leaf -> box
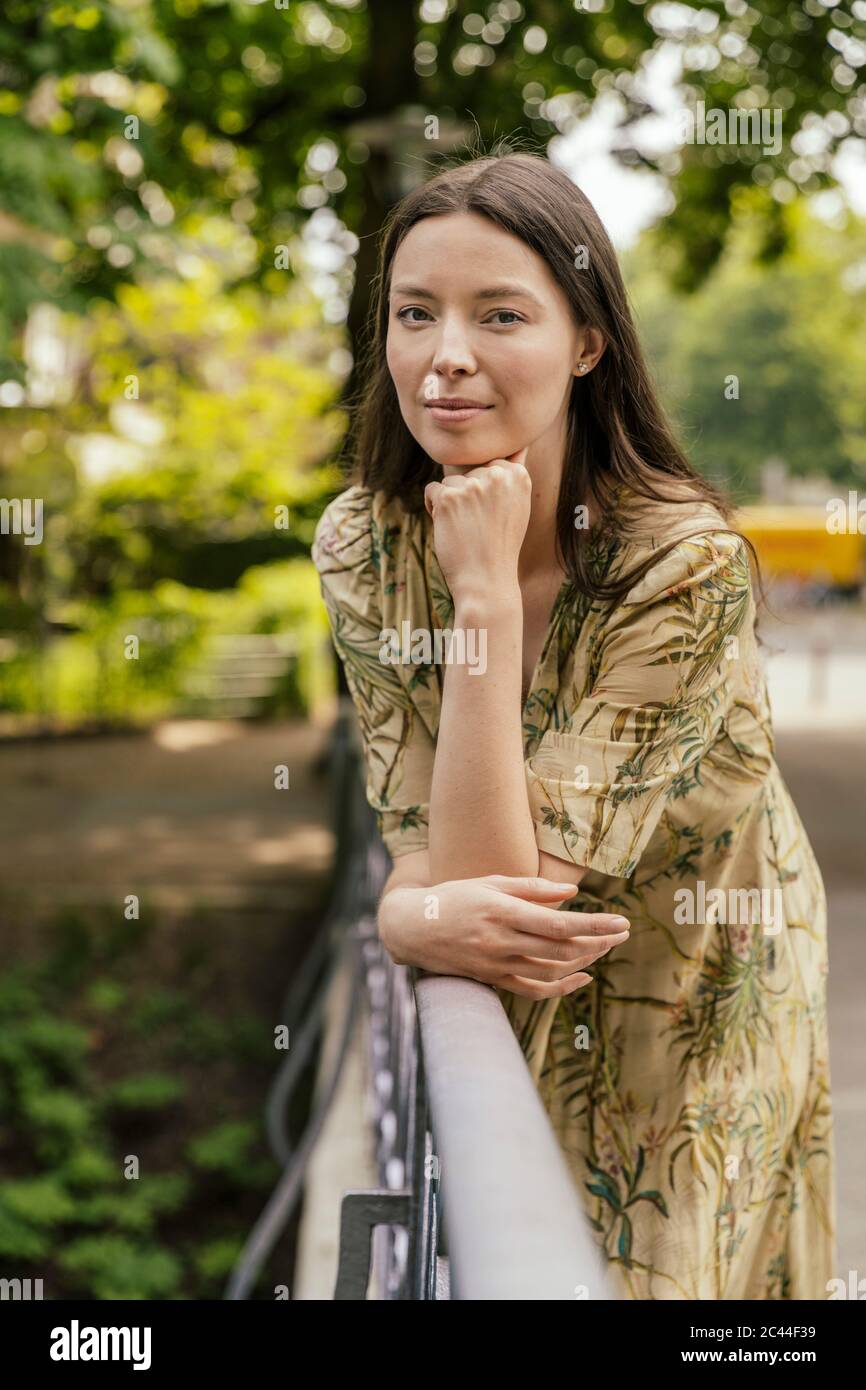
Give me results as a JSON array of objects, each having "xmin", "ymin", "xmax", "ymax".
[
  {"xmin": 611, "ymin": 705, "xmax": 630, "ymax": 741},
  {"xmin": 0, "ymin": 1207, "xmax": 51, "ymax": 1262},
  {"xmin": 585, "ymin": 1181, "xmax": 621, "ymax": 1211},
  {"xmin": 103, "ymin": 1072, "xmax": 186, "ymax": 1113},
  {"xmin": 628, "ymin": 1188, "xmax": 670, "ymax": 1218},
  {"xmin": 59, "ymin": 1235, "xmax": 182, "ymax": 1300},
  {"xmin": 0, "ymin": 1176, "xmax": 76, "ymax": 1227},
  {"xmin": 618, "ymin": 1214, "xmax": 633, "ymax": 1267},
  {"xmin": 632, "ymin": 1144, "xmax": 645, "ymax": 1191}
]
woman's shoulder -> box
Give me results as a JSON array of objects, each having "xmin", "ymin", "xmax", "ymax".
[
  {"xmin": 311, "ymin": 483, "xmax": 421, "ymax": 607},
  {"xmin": 612, "ymin": 479, "xmax": 728, "ymax": 548},
  {"xmin": 601, "ymin": 480, "xmax": 750, "ymax": 611},
  {"xmin": 311, "ymin": 484, "xmax": 376, "ymax": 575}
]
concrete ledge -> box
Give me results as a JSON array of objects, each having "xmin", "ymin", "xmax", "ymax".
[{"xmin": 293, "ymin": 943, "xmax": 378, "ymax": 1299}]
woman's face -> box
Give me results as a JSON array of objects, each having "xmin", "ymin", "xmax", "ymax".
[{"xmin": 386, "ymin": 211, "xmax": 589, "ymax": 472}]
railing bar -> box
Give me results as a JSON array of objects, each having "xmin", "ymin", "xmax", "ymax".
[
  {"xmin": 414, "ymin": 974, "xmax": 617, "ymax": 1302},
  {"xmin": 265, "ymin": 913, "xmax": 356, "ymax": 1166}
]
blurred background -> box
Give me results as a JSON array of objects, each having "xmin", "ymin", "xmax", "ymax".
[{"xmin": 0, "ymin": 0, "xmax": 864, "ymax": 1300}]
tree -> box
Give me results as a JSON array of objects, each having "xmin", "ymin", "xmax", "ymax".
[
  {"xmin": 1, "ymin": 0, "xmax": 864, "ymax": 372},
  {"xmin": 625, "ymin": 200, "xmax": 866, "ymax": 493}
]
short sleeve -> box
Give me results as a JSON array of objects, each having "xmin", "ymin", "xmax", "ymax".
[
  {"xmin": 524, "ymin": 530, "xmax": 752, "ymax": 878},
  {"xmin": 312, "ymin": 490, "xmax": 435, "ymax": 858}
]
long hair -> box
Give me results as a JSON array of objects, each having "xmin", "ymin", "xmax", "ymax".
[{"xmin": 344, "ymin": 149, "xmax": 761, "ymax": 606}]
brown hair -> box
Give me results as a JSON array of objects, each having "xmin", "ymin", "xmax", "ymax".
[{"xmin": 344, "ymin": 149, "xmax": 761, "ymax": 606}]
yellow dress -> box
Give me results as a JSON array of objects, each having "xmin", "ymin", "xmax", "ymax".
[{"xmin": 312, "ymin": 481, "xmax": 837, "ymax": 1300}]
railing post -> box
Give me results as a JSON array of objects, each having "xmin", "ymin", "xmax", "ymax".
[{"xmin": 333, "ymin": 1190, "xmax": 411, "ymax": 1300}]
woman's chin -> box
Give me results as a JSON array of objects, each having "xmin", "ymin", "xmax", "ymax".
[{"xmin": 425, "ymin": 435, "xmax": 511, "ymax": 469}]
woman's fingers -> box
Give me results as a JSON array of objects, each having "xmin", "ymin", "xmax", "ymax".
[
  {"xmin": 510, "ymin": 936, "xmax": 629, "ymax": 984},
  {"xmin": 435, "ymin": 447, "xmax": 529, "ymax": 487},
  {"xmin": 508, "ymin": 900, "xmax": 631, "ymax": 939},
  {"xmin": 480, "ymin": 875, "xmax": 630, "ymax": 956},
  {"xmin": 505, "ymin": 928, "xmax": 630, "ymax": 967},
  {"xmin": 498, "ymin": 970, "xmax": 594, "ymax": 1000},
  {"xmin": 423, "ymin": 481, "xmax": 442, "ymax": 515},
  {"xmin": 483, "ymin": 874, "xmax": 580, "ymax": 901}
]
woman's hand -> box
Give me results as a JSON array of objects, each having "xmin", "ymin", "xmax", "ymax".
[
  {"xmin": 377, "ymin": 874, "xmax": 630, "ymax": 1000},
  {"xmin": 423, "ymin": 448, "xmax": 531, "ymax": 606}
]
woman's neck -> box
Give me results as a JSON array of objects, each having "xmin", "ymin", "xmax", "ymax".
[{"xmin": 517, "ymin": 413, "xmax": 569, "ymax": 586}]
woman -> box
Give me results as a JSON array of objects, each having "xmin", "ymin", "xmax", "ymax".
[{"xmin": 311, "ymin": 152, "xmax": 836, "ymax": 1300}]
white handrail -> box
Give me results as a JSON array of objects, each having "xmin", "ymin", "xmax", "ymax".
[{"xmin": 414, "ymin": 973, "xmax": 618, "ymax": 1301}]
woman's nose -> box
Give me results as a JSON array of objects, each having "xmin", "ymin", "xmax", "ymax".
[{"xmin": 430, "ymin": 317, "xmax": 477, "ymax": 376}]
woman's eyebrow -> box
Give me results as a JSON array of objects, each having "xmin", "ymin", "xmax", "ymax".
[
  {"xmin": 390, "ymin": 281, "xmax": 544, "ymax": 307},
  {"xmin": 476, "ymin": 283, "xmax": 544, "ymax": 306}
]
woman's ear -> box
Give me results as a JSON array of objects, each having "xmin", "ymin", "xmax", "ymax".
[{"xmin": 574, "ymin": 326, "xmax": 606, "ymax": 375}]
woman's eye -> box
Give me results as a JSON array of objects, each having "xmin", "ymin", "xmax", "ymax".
[{"xmin": 395, "ymin": 306, "xmax": 523, "ymax": 325}]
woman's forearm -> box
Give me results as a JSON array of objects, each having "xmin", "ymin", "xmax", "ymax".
[{"xmin": 428, "ymin": 585, "xmax": 540, "ymax": 881}]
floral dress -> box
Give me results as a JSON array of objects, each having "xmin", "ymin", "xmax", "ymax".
[{"xmin": 311, "ymin": 481, "xmax": 837, "ymax": 1300}]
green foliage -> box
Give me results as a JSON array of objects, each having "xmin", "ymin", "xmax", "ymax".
[
  {"xmin": 102, "ymin": 1073, "xmax": 187, "ymax": 1113},
  {"xmin": 37, "ymin": 907, "xmax": 153, "ymax": 988},
  {"xmin": 225, "ymin": 1013, "xmax": 280, "ymax": 1067},
  {"xmin": 83, "ymin": 978, "xmax": 127, "ymax": 1014},
  {"xmin": 3, "ymin": 2, "xmax": 861, "ymax": 728},
  {"xmin": 187, "ymin": 1119, "xmax": 279, "ymax": 1191},
  {"xmin": 0, "ymin": 925, "xmax": 289, "ymax": 1298},
  {"xmin": 58, "ymin": 1236, "xmax": 183, "ymax": 1301},
  {"xmin": 0, "ymin": 251, "xmax": 342, "ymax": 728},
  {"xmin": 128, "ymin": 987, "xmax": 191, "ymax": 1035},
  {"xmin": 21, "ymin": 1088, "xmax": 94, "ymax": 1148},
  {"xmin": 175, "ymin": 1010, "xmax": 233, "ymax": 1063},
  {"xmin": 627, "ymin": 203, "xmax": 866, "ymax": 494},
  {"xmin": 41, "ymin": 909, "xmax": 95, "ymax": 985},
  {"xmin": 59, "ymin": 1145, "xmax": 117, "ymax": 1191},
  {"xmin": 0, "ymin": 1207, "xmax": 51, "ymax": 1262},
  {"xmin": 15, "ymin": 1016, "xmax": 91, "ymax": 1076},
  {"xmin": 0, "ymin": 969, "xmax": 40, "ymax": 1017},
  {"xmin": 77, "ymin": 1175, "xmax": 191, "ymax": 1235},
  {"xmin": 0, "ymin": 0, "xmax": 859, "ymax": 339},
  {"xmin": 192, "ymin": 1236, "xmax": 244, "ymax": 1283},
  {"xmin": 187, "ymin": 1119, "xmax": 256, "ymax": 1174},
  {"xmin": 0, "ymin": 1176, "xmax": 76, "ymax": 1227},
  {"xmin": 1, "ymin": 558, "xmax": 334, "ymax": 724}
]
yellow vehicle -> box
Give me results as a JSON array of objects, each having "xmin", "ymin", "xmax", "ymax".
[{"xmin": 734, "ymin": 504, "xmax": 864, "ymax": 591}]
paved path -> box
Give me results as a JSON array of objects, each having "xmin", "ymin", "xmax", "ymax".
[
  {"xmin": 775, "ymin": 728, "xmax": 866, "ymax": 1283},
  {"xmin": 0, "ymin": 718, "xmax": 333, "ymax": 918}
]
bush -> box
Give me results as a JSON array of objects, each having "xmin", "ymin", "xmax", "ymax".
[{"xmin": 0, "ymin": 558, "xmax": 334, "ymax": 725}]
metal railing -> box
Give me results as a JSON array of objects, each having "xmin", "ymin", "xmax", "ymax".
[
  {"xmin": 336, "ymin": 909, "xmax": 615, "ymax": 1300},
  {"xmin": 227, "ymin": 697, "xmax": 614, "ymax": 1301},
  {"xmin": 225, "ymin": 696, "xmax": 384, "ymax": 1300},
  {"xmin": 413, "ymin": 974, "xmax": 614, "ymax": 1300}
]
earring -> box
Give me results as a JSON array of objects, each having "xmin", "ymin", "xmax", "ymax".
[{"xmin": 577, "ymin": 362, "xmax": 589, "ymax": 374}]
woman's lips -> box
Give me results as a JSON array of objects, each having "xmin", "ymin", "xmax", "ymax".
[{"xmin": 424, "ymin": 404, "xmax": 493, "ymax": 424}]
